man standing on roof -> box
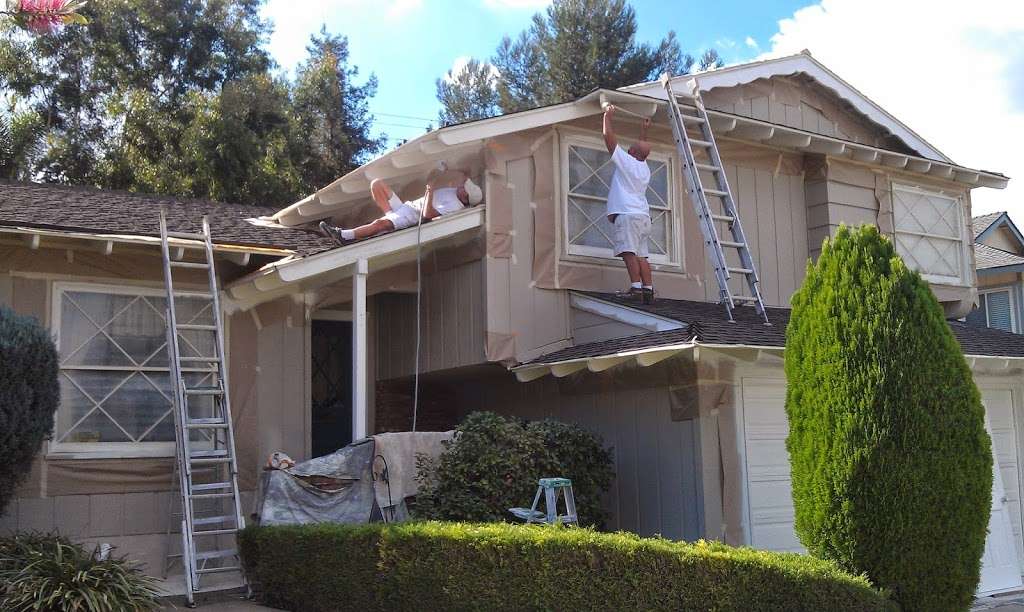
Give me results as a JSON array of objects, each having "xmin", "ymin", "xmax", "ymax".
[
  {"xmin": 603, "ymin": 104, "xmax": 655, "ymax": 304},
  {"xmin": 319, "ymin": 166, "xmax": 483, "ymax": 244}
]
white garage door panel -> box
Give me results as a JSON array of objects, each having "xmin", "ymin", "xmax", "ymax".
[
  {"xmin": 741, "ymin": 378, "xmax": 803, "ymax": 552},
  {"xmin": 981, "ymin": 387, "xmax": 1024, "ymax": 573}
]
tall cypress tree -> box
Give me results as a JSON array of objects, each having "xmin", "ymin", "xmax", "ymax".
[{"xmin": 785, "ymin": 224, "xmax": 992, "ymax": 611}]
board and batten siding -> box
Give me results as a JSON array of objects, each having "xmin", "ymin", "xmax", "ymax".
[
  {"xmin": 455, "ymin": 365, "xmax": 704, "ymax": 542},
  {"xmin": 375, "ymin": 259, "xmax": 486, "ymax": 380},
  {"xmin": 700, "ymin": 161, "xmax": 808, "ymax": 307}
]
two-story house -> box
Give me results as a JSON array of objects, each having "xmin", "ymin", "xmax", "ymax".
[
  {"xmin": 2, "ymin": 51, "xmax": 1022, "ymax": 594},
  {"xmin": 970, "ymin": 211, "xmax": 1024, "ymax": 333}
]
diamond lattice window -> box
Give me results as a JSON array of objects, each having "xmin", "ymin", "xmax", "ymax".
[
  {"xmin": 52, "ymin": 284, "xmax": 217, "ymax": 455},
  {"xmin": 565, "ymin": 142, "xmax": 674, "ymax": 262},
  {"xmin": 892, "ymin": 185, "xmax": 965, "ymax": 283}
]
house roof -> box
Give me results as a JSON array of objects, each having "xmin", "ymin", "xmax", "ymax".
[
  {"xmin": 623, "ymin": 52, "xmax": 949, "ymax": 162},
  {"xmin": 973, "ymin": 211, "xmax": 1005, "ymax": 239},
  {"xmin": 268, "ymin": 54, "xmax": 1008, "ymax": 228},
  {"xmin": 515, "ymin": 292, "xmax": 1024, "ymax": 379},
  {"xmin": 975, "ymin": 242, "xmax": 1024, "ymax": 273},
  {"xmin": 0, "ymin": 180, "xmax": 334, "ymax": 256}
]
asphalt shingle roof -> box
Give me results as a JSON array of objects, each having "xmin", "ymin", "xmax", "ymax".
[
  {"xmin": 975, "ymin": 242, "xmax": 1024, "ymax": 271},
  {"xmin": 973, "ymin": 211, "xmax": 1005, "ymax": 239},
  {"xmin": 526, "ymin": 291, "xmax": 1024, "ymax": 363},
  {"xmin": 0, "ymin": 180, "xmax": 334, "ymax": 256}
]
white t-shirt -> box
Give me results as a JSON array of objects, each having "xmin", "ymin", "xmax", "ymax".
[
  {"xmin": 429, "ymin": 187, "xmax": 464, "ymax": 216},
  {"xmin": 606, "ymin": 146, "xmax": 651, "ymax": 217}
]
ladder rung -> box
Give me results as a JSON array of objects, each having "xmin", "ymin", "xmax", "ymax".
[
  {"xmin": 196, "ymin": 566, "xmax": 242, "ymax": 576},
  {"xmin": 703, "ymin": 188, "xmax": 728, "ymax": 197},
  {"xmin": 728, "ymin": 267, "xmax": 754, "ymax": 275},
  {"xmin": 190, "ymin": 492, "xmax": 235, "ymax": 500},
  {"xmin": 680, "ymin": 114, "xmax": 705, "ymax": 124},
  {"xmin": 732, "ymin": 295, "xmax": 760, "ymax": 302},
  {"xmin": 185, "ymin": 386, "xmax": 223, "ymax": 396},
  {"xmin": 192, "ymin": 528, "xmax": 238, "ymax": 537},
  {"xmin": 179, "ymin": 356, "xmax": 221, "ymax": 363},
  {"xmin": 191, "ymin": 482, "xmax": 233, "ymax": 492},
  {"xmin": 189, "ymin": 449, "xmax": 228, "ymax": 458},
  {"xmin": 720, "ymin": 240, "xmax": 745, "ymax": 248},
  {"xmin": 710, "ymin": 214, "xmax": 735, "ymax": 223},
  {"xmin": 167, "ymin": 231, "xmax": 207, "ymax": 241},
  {"xmin": 689, "ymin": 138, "xmax": 713, "ymax": 147},
  {"xmin": 194, "ymin": 549, "xmax": 238, "ymax": 561},
  {"xmin": 186, "ymin": 419, "xmax": 228, "ymax": 429},
  {"xmin": 695, "ymin": 163, "xmax": 721, "ymax": 172},
  {"xmin": 190, "ymin": 456, "xmax": 231, "ymax": 465},
  {"xmin": 177, "ymin": 324, "xmax": 217, "ymax": 331},
  {"xmin": 175, "ymin": 292, "xmax": 213, "ymax": 299},
  {"xmin": 193, "ymin": 515, "xmax": 236, "ymax": 526},
  {"xmin": 170, "ymin": 261, "xmax": 210, "ymax": 269}
]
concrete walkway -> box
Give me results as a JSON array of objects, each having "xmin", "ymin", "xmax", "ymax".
[{"xmin": 159, "ymin": 593, "xmax": 283, "ymax": 611}]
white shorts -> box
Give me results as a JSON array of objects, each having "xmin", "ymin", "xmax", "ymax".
[
  {"xmin": 383, "ymin": 194, "xmax": 424, "ymax": 230},
  {"xmin": 611, "ymin": 213, "xmax": 651, "ymax": 258}
]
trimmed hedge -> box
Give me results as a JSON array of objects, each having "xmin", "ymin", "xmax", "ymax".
[
  {"xmin": 785, "ymin": 225, "xmax": 991, "ymax": 611},
  {"xmin": 239, "ymin": 522, "xmax": 896, "ymax": 612}
]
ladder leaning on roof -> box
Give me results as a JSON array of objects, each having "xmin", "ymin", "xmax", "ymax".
[
  {"xmin": 660, "ymin": 73, "xmax": 770, "ymax": 325},
  {"xmin": 158, "ymin": 210, "xmax": 246, "ymax": 606}
]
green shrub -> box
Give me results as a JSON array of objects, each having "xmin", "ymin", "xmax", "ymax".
[
  {"xmin": 414, "ymin": 411, "xmax": 614, "ymax": 527},
  {"xmin": 0, "ymin": 532, "xmax": 162, "ymax": 611},
  {"xmin": 0, "ymin": 307, "xmax": 59, "ymax": 514},
  {"xmin": 240, "ymin": 522, "xmax": 896, "ymax": 612},
  {"xmin": 785, "ymin": 224, "xmax": 991, "ymax": 611}
]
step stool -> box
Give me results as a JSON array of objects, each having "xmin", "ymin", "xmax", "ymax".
[{"xmin": 509, "ymin": 477, "xmax": 578, "ymax": 525}]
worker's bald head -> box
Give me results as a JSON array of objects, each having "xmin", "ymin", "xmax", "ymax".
[{"xmin": 628, "ymin": 141, "xmax": 651, "ymax": 162}]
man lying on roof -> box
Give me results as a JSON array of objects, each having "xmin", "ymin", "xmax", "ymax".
[{"xmin": 319, "ymin": 168, "xmax": 483, "ymax": 245}]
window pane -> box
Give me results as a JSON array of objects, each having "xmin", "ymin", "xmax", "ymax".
[
  {"xmin": 568, "ymin": 196, "xmax": 614, "ymax": 249},
  {"xmin": 648, "ymin": 161, "xmax": 668, "ymax": 207},
  {"xmin": 987, "ymin": 291, "xmax": 1014, "ymax": 332},
  {"xmin": 893, "ymin": 186, "xmax": 963, "ymax": 279},
  {"xmin": 650, "ymin": 211, "xmax": 668, "ymax": 255},
  {"xmin": 57, "ymin": 370, "xmax": 134, "ymax": 443},
  {"xmin": 102, "ymin": 372, "xmax": 174, "ymax": 441}
]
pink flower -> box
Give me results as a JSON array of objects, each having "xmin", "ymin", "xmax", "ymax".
[{"xmin": 14, "ymin": 0, "xmax": 78, "ymax": 34}]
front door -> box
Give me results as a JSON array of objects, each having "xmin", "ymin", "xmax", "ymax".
[{"xmin": 310, "ymin": 319, "xmax": 353, "ymax": 457}]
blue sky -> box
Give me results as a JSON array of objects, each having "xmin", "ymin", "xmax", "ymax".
[
  {"xmin": 262, "ymin": 0, "xmax": 1024, "ymax": 216},
  {"xmin": 262, "ymin": 0, "xmax": 808, "ymax": 142}
]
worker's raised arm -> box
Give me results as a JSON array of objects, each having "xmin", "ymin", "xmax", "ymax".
[
  {"xmin": 603, "ymin": 105, "xmax": 617, "ymax": 153},
  {"xmin": 640, "ymin": 117, "xmax": 651, "ymax": 142}
]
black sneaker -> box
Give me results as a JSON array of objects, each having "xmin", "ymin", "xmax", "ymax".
[
  {"xmin": 319, "ymin": 221, "xmax": 350, "ymax": 245},
  {"xmin": 615, "ymin": 287, "xmax": 644, "ymax": 300},
  {"xmin": 642, "ymin": 287, "xmax": 655, "ymax": 305}
]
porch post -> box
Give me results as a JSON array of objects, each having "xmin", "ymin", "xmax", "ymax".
[{"xmin": 352, "ymin": 258, "xmax": 368, "ymax": 440}]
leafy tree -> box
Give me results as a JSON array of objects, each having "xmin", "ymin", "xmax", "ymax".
[
  {"xmin": 435, "ymin": 59, "xmax": 499, "ymax": 127},
  {"xmin": 437, "ymin": 0, "xmax": 718, "ymax": 122},
  {"xmin": 785, "ymin": 224, "xmax": 992, "ymax": 611},
  {"xmin": 0, "ymin": 307, "xmax": 59, "ymax": 515},
  {"xmin": 0, "ymin": 109, "xmax": 45, "ymax": 180},
  {"xmin": 292, "ymin": 28, "xmax": 384, "ymax": 191}
]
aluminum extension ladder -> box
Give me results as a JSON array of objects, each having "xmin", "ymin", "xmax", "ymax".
[
  {"xmin": 661, "ymin": 73, "xmax": 770, "ymax": 325},
  {"xmin": 159, "ymin": 211, "xmax": 246, "ymax": 606}
]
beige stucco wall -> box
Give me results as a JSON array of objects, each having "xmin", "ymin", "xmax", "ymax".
[{"xmin": 0, "ymin": 241, "xmax": 308, "ymax": 576}]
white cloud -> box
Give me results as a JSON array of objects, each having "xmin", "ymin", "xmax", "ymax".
[
  {"xmin": 745, "ymin": 36, "xmax": 758, "ymax": 49},
  {"xmin": 759, "ymin": 0, "xmax": 1024, "ymax": 216},
  {"xmin": 444, "ymin": 55, "xmax": 501, "ymax": 84},
  {"xmin": 482, "ymin": 0, "xmax": 550, "ymax": 9},
  {"xmin": 386, "ymin": 0, "xmax": 422, "ymax": 19}
]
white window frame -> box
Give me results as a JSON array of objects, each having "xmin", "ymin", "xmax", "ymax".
[
  {"xmin": 559, "ymin": 129, "xmax": 681, "ymax": 266},
  {"xmin": 891, "ymin": 183, "xmax": 970, "ymax": 285},
  {"xmin": 48, "ymin": 281, "xmax": 216, "ymax": 459},
  {"xmin": 980, "ymin": 287, "xmax": 1019, "ymax": 334}
]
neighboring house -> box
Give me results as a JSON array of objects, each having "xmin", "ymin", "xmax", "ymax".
[
  {"xmin": 970, "ymin": 211, "xmax": 1024, "ymax": 333},
  {"xmin": 1, "ymin": 51, "xmax": 1021, "ymax": 594}
]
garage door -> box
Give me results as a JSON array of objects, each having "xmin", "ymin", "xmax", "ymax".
[
  {"xmin": 740, "ymin": 378, "xmax": 802, "ymax": 552},
  {"xmin": 740, "ymin": 378, "xmax": 1024, "ymax": 581}
]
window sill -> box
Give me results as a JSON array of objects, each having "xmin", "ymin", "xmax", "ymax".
[{"xmin": 46, "ymin": 444, "xmax": 176, "ymax": 460}]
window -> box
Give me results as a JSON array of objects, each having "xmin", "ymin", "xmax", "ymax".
[
  {"xmin": 51, "ymin": 283, "xmax": 218, "ymax": 457},
  {"xmin": 563, "ymin": 139, "xmax": 675, "ymax": 263},
  {"xmin": 892, "ymin": 184, "xmax": 967, "ymax": 284},
  {"xmin": 969, "ymin": 289, "xmax": 1018, "ymax": 333}
]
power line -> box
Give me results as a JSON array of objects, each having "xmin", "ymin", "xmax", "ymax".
[
  {"xmin": 373, "ymin": 111, "xmax": 435, "ymax": 122},
  {"xmin": 376, "ymin": 121, "xmax": 432, "ymax": 130}
]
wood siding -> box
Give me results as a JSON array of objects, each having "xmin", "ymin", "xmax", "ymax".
[
  {"xmin": 454, "ymin": 364, "xmax": 703, "ymax": 541},
  {"xmin": 375, "ymin": 259, "xmax": 486, "ymax": 380}
]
